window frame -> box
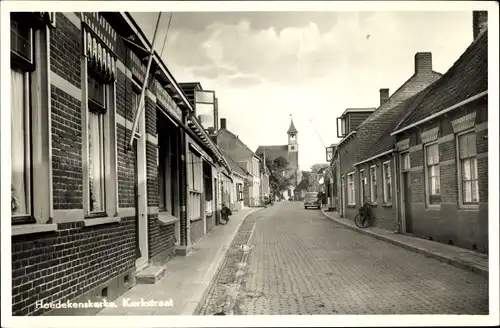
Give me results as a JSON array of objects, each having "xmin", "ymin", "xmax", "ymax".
[
  {"xmin": 382, "ymin": 161, "xmax": 392, "ymax": 205},
  {"xmin": 10, "ymin": 17, "xmax": 35, "ymax": 72},
  {"xmin": 157, "ymin": 106, "xmax": 180, "ymax": 216},
  {"xmin": 188, "ymin": 146, "xmax": 202, "ymax": 221},
  {"xmin": 359, "ymin": 169, "xmax": 366, "ymax": 204},
  {"xmin": 401, "ymin": 151, "xmax": 410, "ymax": 172},
  {"xmin": 11, "ymin": 67, "xmax": 34, "ymax": 224},
  {"xmin": 86, "ymin": 75, "xmax": 108, "ymax": 216},
  {"xmin": 424, "ymin": 142, "xmax": 441, "ymax": 207},
  {"xmin": 369, "ymin": 165, "xmax": 377, "ymax": 204},
  {"xmin": 10, "ymin": 16, "xmax": 36, "ymax": 225},
  {"xmin": 346, "ymin": 172, "xmax": 355, "ymax": 206},
  {"xmin": 82, "ymin": 29, "xmax": 118, "ymax": 219},
  {"xmin": 456, "ymin": 129, "xmax": 479, "ymax": 208}
]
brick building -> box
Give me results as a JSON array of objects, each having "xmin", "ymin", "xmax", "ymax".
[
  {"xmin": 391, "ymin": 12, "xmax": 488, "ymax": 253},
  {"xmin": 10, "ymin": 12, "xmax": 232, "ymax": 316},
  {"xmin": 334, "ymin": 51, "xmax": 443, "ymax": 229},
  {"xmin": 330, "ymin": 11, "xmax": 489, "ymax": 253},
  {"xmin": 213, "ymin": 118, "xmax": 264, "ymax": 207}
]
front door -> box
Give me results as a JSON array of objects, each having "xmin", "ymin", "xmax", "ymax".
[
  {"xmin": 402, "ymin": 171, "xmax": 413, "ymax": 234},
  {"xmin": 340, "ymin": 176, "xmax": 346, "ymax": 217},
  {"xmin": 214, "ymin": 178, "xmax": 219, "ymax": 225}
]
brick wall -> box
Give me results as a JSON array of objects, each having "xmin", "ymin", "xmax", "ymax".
[
  {"xmin": 50, "ymin": 13, "xmax": 81, "ymax": 89},
  {"xmin": 147, "ymin": 217, "xmax": 176, "ymax": 264},
  {"xmin": 116, "ymin": 124, "xmax": 136, "ymax": 208},
  {"xmin": 356, "ymin": 71, "xmax": 442, "ymax": 163},
  {"xmin": 51, "ymin": 86, "xmax": 83, "ymax": 209},
  {"xmin": 12, "ymin": 218, "xmax": 136, "ymax": 316},
  {"xmin": 396, "ymin": 100, "xmax": 488, "ymax": 253},
  {"xmin": 12, "ymin": 12, "xmax": 185, "ymax": 316},
  {"xmin": 190, "ymin": 219, "xmax": 205, "ymax": 244}
]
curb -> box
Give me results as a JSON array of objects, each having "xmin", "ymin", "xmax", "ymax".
[
  {"xmin": 184, "ymin": 207, "xmax": 265, "ymax": 315},
  {"xmin": 320, "ymin": 209, "xmax": 488, "ymax": 279}
]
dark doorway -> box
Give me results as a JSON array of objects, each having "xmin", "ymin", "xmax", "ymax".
[{"xmin": 403, "ymin": 171, "xmax": 413, "ymax": 234}]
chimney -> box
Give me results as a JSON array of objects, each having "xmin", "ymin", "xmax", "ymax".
[
  {"xmin": 379, "ymin": 88, "xmax": 389, "ymax": 105},
  {"xmin": 220, "ymin": 118, "xmax": 227, "ymax": 130},
  {"xmin": 414, "ymin": 52, "xmax": 432, "ymax": 74},
  {"xmin": 473, "ymin": 11, "xmax": 488, "ymax": 40}
]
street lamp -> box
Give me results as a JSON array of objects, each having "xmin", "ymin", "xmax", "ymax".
[{"xmin": 325, "ymin": 145, "xmax": 334, "ymax": 162}]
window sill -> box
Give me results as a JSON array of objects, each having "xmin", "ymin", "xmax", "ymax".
[
  {"xmin": 12, "ymin": 224, "xmax": 58, "ymax": 236},
  {"xmin": 190, "ymin": 217, "xmax": 202, "ymax": 223},
  {"xmin": 206, "ymin": 212, "xmax": 214, "ymax": 217},
  {"xmin": 84, "ymin": 216, "xmax": 121, "ymax": 227},
  {"xmin": 158, "ymin": 213, "xmax": 179, "ymax": 226},
  {"xmin": 369, "ymin": 202, "xmax": 378, "ymax": 207},
  {"xmin": 347, "ymin": 204, "xmax": 356, "ymax": 208},
  {"xmin": 426, "ymin": 204, "xmax": 441, "ymax": 211},
  {"xmin": 382, "ymin": 203, "xmax": 393, "ymax": 208},
  {"xmin": 458, "ymin": 204, "xmax": 480, "ymax": 211}
]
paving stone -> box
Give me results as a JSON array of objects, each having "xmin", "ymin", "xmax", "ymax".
[{"xmin": 199, "ymin": 202, "xmax": 489, "ymax": 315}]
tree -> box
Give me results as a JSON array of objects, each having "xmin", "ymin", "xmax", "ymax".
[
  {"xmin": 266, "ymin": 156, "xmax": 294, "ymax": 197},
  {"xmin": 310, "ymin": 162, "xmax": 329, "ymax": 173}
]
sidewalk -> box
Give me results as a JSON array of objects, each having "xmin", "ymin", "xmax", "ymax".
[
  {"xmin": 320, "ymin": 209, "xmax": 488, "ymax": 278},
  {"xmin": 97, "ymin": 207, "xmax": 261, "ymax": 316}
]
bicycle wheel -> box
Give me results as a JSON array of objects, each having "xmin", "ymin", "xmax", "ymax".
[{"xmin": 354, "ymin": 213, "xmax": 369, "ymax": 228}]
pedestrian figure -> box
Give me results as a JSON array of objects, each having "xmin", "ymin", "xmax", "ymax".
[{"xmin": 221, "ymin": 202, "xmax": 232, "ymax": 224}]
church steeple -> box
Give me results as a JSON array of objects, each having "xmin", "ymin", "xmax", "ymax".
[
  {"xmin": 287, "ymin": 117, "xmax": 298, "ymax": 135},
  {"xmin": 287, "ymin": 115, "xmax": 298, "ymax": 152}
]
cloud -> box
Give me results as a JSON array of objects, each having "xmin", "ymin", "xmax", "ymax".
[
  {"xmin": 131, "ymin": 11, "xmax": 474, "ymax": 170},
  {"xmin": 225, "ymin": 75, "xmax": 263, "ymax": 87},
  {"xmin": 192, "ymin": 66, "xmax": 237, "ymax": 79}
]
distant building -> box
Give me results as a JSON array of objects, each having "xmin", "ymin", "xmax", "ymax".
[
  {"xmin": 212, "ymin": 118, "xmax": 264, "ymax": 206},
  {"xmin": 256, "ymin": 118, "xmax": 302, "ymax": 200}
]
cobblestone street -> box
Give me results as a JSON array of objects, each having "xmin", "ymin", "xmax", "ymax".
[{"xmin": 199, "ymin": 202, "xmax": 489, "ymax": 315}]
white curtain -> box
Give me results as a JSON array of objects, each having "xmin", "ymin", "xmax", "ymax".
[
  {"xmin": 11, "ymin": 68, "xmax": 28, "ymax": 216},
  {"xmin": 88, "ymin": 111, "xmax": 105, "ymax": 212}
]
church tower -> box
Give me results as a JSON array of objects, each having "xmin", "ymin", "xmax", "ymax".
[
  {"xmin": 287, "ymin": 117, "xmax": 300, "ymax": 184},
  {"xmin": 287, "ymin": 117, "xmax": 298, "ymax": 153}
]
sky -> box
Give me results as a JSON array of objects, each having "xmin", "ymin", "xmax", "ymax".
[{"xmin": 130, "ymin": 10, "xmax": 474, "ymax": 171}]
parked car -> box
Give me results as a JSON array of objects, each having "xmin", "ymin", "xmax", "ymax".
[{"xmin": 304, "ymin": 192, "xmax": 320, "ymax": 209}]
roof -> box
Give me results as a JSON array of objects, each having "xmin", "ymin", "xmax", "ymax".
[
  {"xmin": 218, "ymin": 129, "xmax": 255, "ymax": 155},
  {"xmin": 362, "ymin": 86, "xmax": 436, "ymax": 160},
  {"xmin": 394, "ymin": 30, "xmax": 488, "ymax": 131},
  {"xmin": 220, "ymin": 148, "xmax": 249, "ymax": 177},
  {"xmin": 287, "ymin": 119, "xmax": 298, "ymax": 134},
  {"xmin": 255, "ymin": 145, "xmax": 288, "ymax": 161},
  {"xmin": 341, "ymin": 107, "xmax": 376, "ymax": 117},
  {"xmin": 295, "ymin": 178, "xmax": 309, "ymax": 191}
]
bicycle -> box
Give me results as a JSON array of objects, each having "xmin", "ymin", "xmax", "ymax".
[{"xmin": 354, "ymin": 198, "xmax": 375, "ymax": 228}]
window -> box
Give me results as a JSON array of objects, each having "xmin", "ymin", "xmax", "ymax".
[
  {"xmin": 157, "ymin": 111, "xmax": 180, "ymax": 216},
  {"xmin": 458, "ymin": 131, "xmax": 479, "ymax": 205},
  {"xmin": 11, "ymin": 17, "xmax": 34, "ymax": 222},
  {"xmin": 203, "ymin": 161, "xmax": 213, "ymax": 215},
  {"xmin": 188, "ymin": 149, "xmax": 202, "ymax": 220},
  {"xmin": 237, "ymin": 183, "xmax": 244, "ymax": 201},
  {"xmin": 382, "ymin": 161, "xmax": 392, "ymax": 204},
  {"xmin": 87, "ymin": 76, "xmax": 106, "ymax": 213},
  {"xmin": 425, "ymin": 143, "xmax": 441, "ymax": 205},
  {"xmin": 11, "ymin": 68, "xmax": 31, "ymax": 218},
  {"xmin": 369, "ymin": 165, "xmax": 377, "ymax": 203},
  {"xmin": 359, "ymin": 169, "xmax": 366, "ymax": 203},
  {"xmin": 347, "ymin": 172, "xmax": 355, "ymax": 205},
  {"xmin": 401, "ymin": 152, "xmax": 410, "ymax": 171}
]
